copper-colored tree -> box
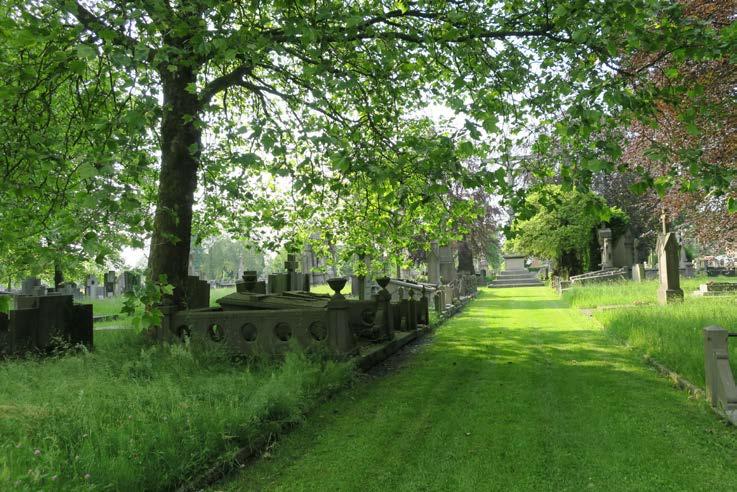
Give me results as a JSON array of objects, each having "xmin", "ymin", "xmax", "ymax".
[{"xmin": 622, "ymin": 0, "xmax": 737, "ymax": 251}]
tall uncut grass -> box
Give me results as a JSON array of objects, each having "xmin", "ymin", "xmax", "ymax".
[
  {"xmin": 563, "ymin": 276, "xmax": 730, "ymax": 308},
  {"xmin": 595, "ymin": 297, "xmax": 737, "ymax": 386},
  {"xmin": 0, "ymin": 330, "xmax": 352, "ymax": 490},
  {"xmin": 562, "ymin": 276, "xmax": 737, "ymax": 388}
]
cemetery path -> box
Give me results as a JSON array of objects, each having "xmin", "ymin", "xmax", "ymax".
[{"xmin": 218, "ymin": 287, "xmax": 737, "ymax": 491}]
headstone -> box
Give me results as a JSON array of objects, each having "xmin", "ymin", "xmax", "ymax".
[
  {"xmin": 21, "ymin": 277, "xmax": 41, "ymax": 295},
  {"xmin": 104, "ymin": 271, "xmax": 117, "ymax": 297},
  {"xmin": 268, "ymin": 254, "xmax": 308, "ymax": 294},
  {"xmin": 694, "ymin": 282, "xmax": 737, "ymax": 297},
  {"xmin": 31, "ymin": 285, "xmax": 47, "ymax": 297},
  {"xmin": 657, "ymin": 232, "xmax": 684, "ymax": 305},
  {"xmin": 438, "ymin": 245, "xmax": 457, "ymax": 283},
  {"xmin": 632, "ymin": 263, "xmax": 645, "ymax": 283},
  {"xmin": 184, "ymin": 276, "xmax": 210, "ymax": 309},
  {"xmin": 117, "ymin": 271, "xmax": 141, "ymax": 294},
  {"xmin": 1, "ymin": 294, "xmax": 93, "ymax": 355},
  {"xmin": 238, "ymin": 271, "xmax": 266, "ymax": 294}
]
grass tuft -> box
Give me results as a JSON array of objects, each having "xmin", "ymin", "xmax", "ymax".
[
  {"xmin": 562, "ymin": 276, "xmax": 737, "ymax": 388},
  {"xmin": 594, "ymin": 297, "xmax": 737, "ymax": 387},
  {"xmin": 562, "ymin": 276, "xmax": 734, "ymax": 308},
  {"xmin": 0, "ymin": 330, "xmax": 352, "ymax": 490}
]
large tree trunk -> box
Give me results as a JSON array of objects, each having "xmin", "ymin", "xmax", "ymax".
[
  {"xmin": 457, "ymin": 239, "xmax": 475, "ymax": 274},
  {"xmin": 148, "ymin": 68, "xmax": 201, "ymax": 304},
  {"xmin": 53, "ymin": 258, "xmax": 64, "ymax": 288}
]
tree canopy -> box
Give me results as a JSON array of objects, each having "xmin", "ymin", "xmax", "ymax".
[
  {"xmin": 1, "ymin": 0, "xmax": 735, "ymax": 298},
  {"xmin": 508, "ymin": 184, "xmax": 627, "ymax": 275}
]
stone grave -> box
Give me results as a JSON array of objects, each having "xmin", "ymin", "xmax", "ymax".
[
  {"xmin": 116, "ymin": 271, "xmax": 141, "ymax": 295},
  {"xmin": 489, "ymin": 254, "xmax": 543, "ymax": 288},
  {"xmin": 657, "ymin": 215, "xmax": 684, "ymax": 305},
  {"xmin": 598, "ymin": 228, "xmax": 614, "ymax": 269},
  {"xmin": 0, "ymin": 293, "xmax": 93, "ymax": 356},
  {"xmin": 21, "ymin": 277, "xmax": 49, "ymax": 296},
  {"xmin": 149, "ymin": 269, "xmax": 482, "ymax": 362},
  {"xmin": 104, "ymin": 271, "xmax": 117, "ymax": 297},
  {"xmin": 693, "ymin": 282, "xmax": 737, "ymax": 297},
  {"xmin": 703, "ymin": 326, "xmax": 737, "ymax": 424},
  {"xmin": 438, "ymin": 244, "xmax": 457, "ymax": 283},
  {"xmin": 85, "ymin": 275, "xmax": 104, "ymax": 299},
  {"xmin": 631, "ymin": 263, "xmax": 646, "ymax": 283},
  {"xmin": 267, "ymin": 253, "xmax": 309, "ymax": 294}
]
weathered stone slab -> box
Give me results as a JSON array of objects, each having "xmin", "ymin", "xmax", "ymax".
[
  {"xmin": 694, "ymin": 282, "xmax": 737, "ymax": 297},
  {"xmin": 439, "ymin": 245, "xmax": 457, "ymax": 282},
  {"xmin": 1, "ymin": 294, "xmax": 93, "ymax": 355},
  {"xmin": 657, "ymin": 232, "xmax": 684, "ymax": 305},
  {"xmin": 503, "ymin": 253, "xmax": 526, "ymax": 271}
]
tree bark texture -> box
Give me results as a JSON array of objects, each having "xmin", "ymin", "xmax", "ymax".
[{"xmin": 148, "ymin": 68, "xmax": 201, "ymax": 304}]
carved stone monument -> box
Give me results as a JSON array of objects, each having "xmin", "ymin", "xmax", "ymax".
[
  {"xmin": 597, "ymin": 228, "xmax": 614, "ymax": 269},
  {"xmin": 438, "ymin": 244, "xmax": 456, "ymax": 283}
]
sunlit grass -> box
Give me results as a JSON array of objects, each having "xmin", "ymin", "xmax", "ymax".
[
  {"xmin": 218, "ymin": 287, "xmax": 737, "ymax": 491},
  {"xmin": 563, "ymin": 276, "xmax": 735, "ymax": 308},
  {"xmin": 88, "ymin": 296, "xmax": 127, "ymax": 317},
  {"xmin": 562, "ymin": 275, "xmax": 737, "ymax": 388},
  {"xmin": 595, "ymin": 297, "xmax": 737, "ymax": 386}
]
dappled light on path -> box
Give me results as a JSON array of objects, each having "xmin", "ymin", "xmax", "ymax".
[{"xmin": 221, "ymin": 287, "xmax": 737, "ymax": 491}]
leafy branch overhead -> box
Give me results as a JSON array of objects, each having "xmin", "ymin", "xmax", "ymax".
[{"xmin": 1, "ymin": 0, "xmax": 734, "ymax": 296}]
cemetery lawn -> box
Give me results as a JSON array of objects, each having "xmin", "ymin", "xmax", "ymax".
[
  {"xmin": 217, "ymin": 287, "xmax": 737, "ymax": 491},
  {"xmin": 0, "ymin": 330, "xmax": 352, "ymax": 490},
  {"xmin": 562, "ymin": 276, "xmax": 734, "ymax": 308},
  {"xmin": 593, "ymin": 296, "xmax": 737, "ymax": 390}
]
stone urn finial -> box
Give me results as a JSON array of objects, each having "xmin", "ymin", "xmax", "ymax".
[
  {"xmin": 376, "ymin": 276, "xmax": 390, "ymax": 290},
  {"xmin": 327, "ymin": 277, "xmax": 347, "ymax": 299}
]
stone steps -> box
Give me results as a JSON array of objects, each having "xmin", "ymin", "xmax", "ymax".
[
  {"xmin": 489, "ymin": 278, "xmax": 544, "ymax": 288},
  {"xmin": 495, "ymin": 273, "xmax": 539, "ymax": 281},
  {"xmin": 489, "ymin": 269, "xmax": 543, "ymax": 288}
]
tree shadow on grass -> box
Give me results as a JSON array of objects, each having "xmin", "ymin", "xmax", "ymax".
[
  {"xmin": 225, "ymin": 324, "xmax": 737, "ymax": 491},
  {"xmin": 219, "ymin": 290, "xmax": 737, "ymax": 491}
]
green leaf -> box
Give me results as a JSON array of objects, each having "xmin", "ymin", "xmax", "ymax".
[
  {"xmin": 665, "ymin": 67, "xmax": 679, "ymax": 79},
  {"xmin": 393, "ymin": 0, "xmax": 409, "ymax": 13},
  {"xmin": 77, "ymin": 163, "xmax": 97, "ymax": 179},
  {"xmin": 76, "ymin": 44, "xmax": 97, "ymax": 60},
  {"xmin": 458, "ymin": 141, "xmax": 474, "ymax": 154}
]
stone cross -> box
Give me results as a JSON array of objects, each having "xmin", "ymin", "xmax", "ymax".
[{"xmin": 660, "ymin": 208, "xmax": 670, "ymax": 235}]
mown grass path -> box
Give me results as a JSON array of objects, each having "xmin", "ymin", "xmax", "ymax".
[{"xmin": 220, "ymin": 287, "xmax": 737, "ymax": 491}]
